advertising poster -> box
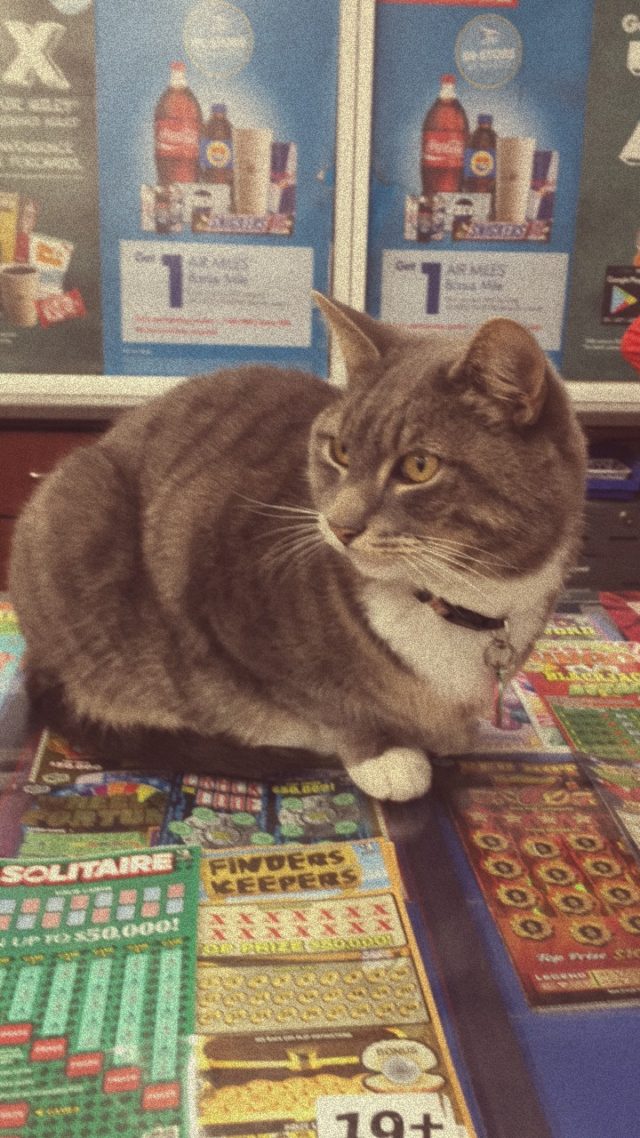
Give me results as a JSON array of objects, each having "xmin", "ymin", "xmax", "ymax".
[
  {"xmin": 367, "ymin": 0, "xmax": 594, "ymax": 366},
  {"xmin": 562, "ymin": 0, "xmax": 640, "ymax": 381},
  {"xmin": 93, "ymin": 0, "xmax": 339, "ymax": 378},
  {"xmin": 0, "ymin": 0, "xmax": 103, "ymax": 374}
]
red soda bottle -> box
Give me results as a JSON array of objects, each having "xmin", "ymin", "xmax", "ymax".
[
  {"xmin": 154, "ymin": 62, "xmax": 203, "ymax": 185},
  {"xmin": 421, "ymin": 74, "xmax": 469, "ymax": 196}
]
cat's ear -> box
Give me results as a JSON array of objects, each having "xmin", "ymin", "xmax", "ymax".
[
  {"xmin": 453, "ymin": 318, "xmax": 548, "ymax": 426},
  {"xmin": 312, "ymin": 291, "xmax": 397, "ymax": 380}
]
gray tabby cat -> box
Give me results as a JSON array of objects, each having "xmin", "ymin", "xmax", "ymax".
[{"xmin": 9, "ymin": 293, "xmax": 586, "ymax": 800}]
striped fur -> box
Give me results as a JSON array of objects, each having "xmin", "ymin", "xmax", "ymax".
[{"xmin": 9, "ymin": 298, "xmax": 586, "ymax": 800}]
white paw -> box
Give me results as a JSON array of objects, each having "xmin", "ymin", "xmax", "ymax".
[{"xmin": 345, "ymin": 747, "xmax": 432, "ymax": 802}]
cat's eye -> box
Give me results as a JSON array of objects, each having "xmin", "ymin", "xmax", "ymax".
[
  {"xmin": 397, "ymin": 453, "xmax": 440, "ymax": 484},
  {"xmin": 329, "ymin": 437, "xmax": 350, "ymax": 467}
]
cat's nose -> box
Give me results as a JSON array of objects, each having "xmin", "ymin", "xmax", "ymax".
[{"xmin": 328, "ymin": 522, "xmax": 363, "ymax": 546}]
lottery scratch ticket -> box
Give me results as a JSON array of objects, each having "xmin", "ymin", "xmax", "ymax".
[
  {"xmin": 440, "ymin": 757, "xmax": 640, "ymax": 1008},
  {"xmin": 167, "ymin": 769, "xmax": 384, "ymax": 848},
  {"xmin": 576, "ymin": 751, "xmax": 640, "ymax": 861},
  {"xmin": 3, "ymin": 730, "xmax": 384, "ymax": 858},
  {"xmin": 540, "ymin": 606, "xmax": 623, "ymax": 642},
  {"xmin": 196, "ymin": 839, "xmax": 478, "ymax": 1138},
  {"xmin": 545, "ymin": 695, "xmax": 640, "ymax": 761},
  {"xmin": 599, "ymin": 591, "xmax": 640, "ymax": 641},
  {"xmin": 524, "ymin": 641, "xmax": 640, "ymax": 699},
  {"xmin": 0, "ymin": 600, "xmax": 24, "ymax": 713},
  {"xmin": 0, "ymin": 846, "xmax": 199, "ymax": 1138}
]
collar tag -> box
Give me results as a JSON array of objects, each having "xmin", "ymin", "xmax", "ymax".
[{"xmin": 484, "ymin": 626, "xmax": 517, "ymax": 728}]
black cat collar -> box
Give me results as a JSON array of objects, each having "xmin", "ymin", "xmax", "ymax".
[{"xmin": 414, "ymin": 588, "xmax": 507, "ymax": 633}]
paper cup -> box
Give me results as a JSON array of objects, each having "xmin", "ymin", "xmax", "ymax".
[
  {"xmin": 495, "ymin": 137, "xmax": 536, "ymax": 224},
  {"xmin": 232, "ymin": 128, "xmax": 273, "ymax": 215},
  {"xmin": 0, "ymin": 263, "xmax": 39, "ymax": 327}
]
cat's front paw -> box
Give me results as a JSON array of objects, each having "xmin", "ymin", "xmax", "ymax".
[{"xmin": 345, "ymin": 747, "xmax": 432, "ymax": 802}]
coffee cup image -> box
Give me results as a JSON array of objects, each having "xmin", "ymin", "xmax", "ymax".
[
  {"xmin": 232, "ymin": 127, "xmax": 273, "ymax": 215},
  {"xmin": 0, "ymin": 263, "xmax": 39, "ymax": 328},
  {"xmin": 495, "ymin": 136, "xmax": 536, "ymax": 224}
]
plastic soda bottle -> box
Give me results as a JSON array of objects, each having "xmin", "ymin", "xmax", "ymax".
[
  {"xmin": 421, "ymin": 74, "xmax": 469, "ymax": 196},
  {"xmin": 154, "ymin": 62, "xmax": 202, "ymax": 185}
]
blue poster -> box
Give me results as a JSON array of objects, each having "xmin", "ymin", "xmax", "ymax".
[
  {"xmin": 367, "ymin": 0, "xmax": 594, "ymax": 367},
  {"xmin": 93, "ymin": 0, "xmax": 339, "ymax": 377}
]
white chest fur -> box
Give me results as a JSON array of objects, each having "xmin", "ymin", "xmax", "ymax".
[
  {"xmin": 360, "ymin": 581, "xmax": 495, "ymax": 713},
  {"xmin": 359, "ymin": 546, "xmax": 568, "ymax": 716}
]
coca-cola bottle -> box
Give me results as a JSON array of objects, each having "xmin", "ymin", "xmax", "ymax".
[
  {"xmin": 421, "ymin": 74, "xmax": 469, "ymax": 196},
  {"xmin": 154, "ymin": 62, "xmax": 202, "ymax": 185}
]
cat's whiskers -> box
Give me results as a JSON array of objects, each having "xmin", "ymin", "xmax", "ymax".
[
  {"xmin": 286, "ymin": 536, "xmax": 327, "ymax": 576},
  {"xmin": 260, "ymin": 524, "xmax": 320, "ymax": 562},
  {"xmin": 387, "ymin": 536, "xmax": 493, "ymax": 584},
  {"xmin": 236, "ymin": 493, "xmax": 318, "ymax": 519},
  {"xmin": 421, "ymin": 542, "xmax": 508, "ymax": 579},
  {"xmin": 236, "ymin": 494, "xmax": 324, "ymax": 571},
  {"xmin": 386, "ymin": 534, "xmax": 520, "ymax": 582},
  {"xmin": 351, "ymin": 535, "xmax": 494, "ymax": 597},
  {"xmin": 253, "ymin": 519, "xmax": 320, "ymax": 545},
  {"xmin": 425, "ymin": 535, "xmax": 519, "ymax": 572},
  {"xmin": 259, "ymin": 521, "xmax": 325, "ymax": 580},
  {"xmin": 416, "ymin": 537, "xmax": 514, "ymax": 573},
  {"xmin": 262, "ymin": 537, "xmax": 325, "ymax": 582},
  {"xmin": 352, "ymin": 536, "xmax": 463, "ymax": 596},
  {"xmin": 414, "ymin": 544, "xmax": 495, "ymax": 584},
  {"xmin": 390, "ymin": 532, "xmax": 517, "ymax": 575},
  {"xmin": 399, "ymin": 548, "xmax": 494, "ymax": 606}
]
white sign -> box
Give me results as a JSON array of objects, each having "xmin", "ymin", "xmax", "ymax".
[
  {"xmin": 120, "ymin": 240, "xmax": 313, "ymax": 347},
  {"xmin": 381, "ymin": 250, "xmax": 568, "ymax": 351},
  {"xmin": 316, "ymin": 1093, "xmax": 469, "ymax": 1138}
]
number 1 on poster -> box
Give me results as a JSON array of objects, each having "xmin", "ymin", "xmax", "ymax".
[
  {"xmin": 161, "ymin": 253, "xmax": 183, "ymax": 308},
  {"xmin": 421, "ymin": 262, "xmax": 441, "ymax": 315}
]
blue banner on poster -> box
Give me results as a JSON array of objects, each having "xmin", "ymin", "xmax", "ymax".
[
  {"xmin": 367, "ymin": 0, "xmax": 594, "ymax": 367},
  {"xmin": 93, "ymin": 0, "xmax": 339, "ymax": 377}
]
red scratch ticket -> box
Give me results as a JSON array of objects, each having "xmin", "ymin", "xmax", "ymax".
[
  {"xmin": 525, "ymin": 641, "xmax": 640, "ymax": 699},
  {"xmin": 440, "ymin": 758, "xmax": 640, "ymax": 1007}
]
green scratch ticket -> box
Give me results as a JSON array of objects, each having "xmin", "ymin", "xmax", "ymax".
[{"xmin": 0, "ymin": 846, "xmax": 199, "ymax": 1138}]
